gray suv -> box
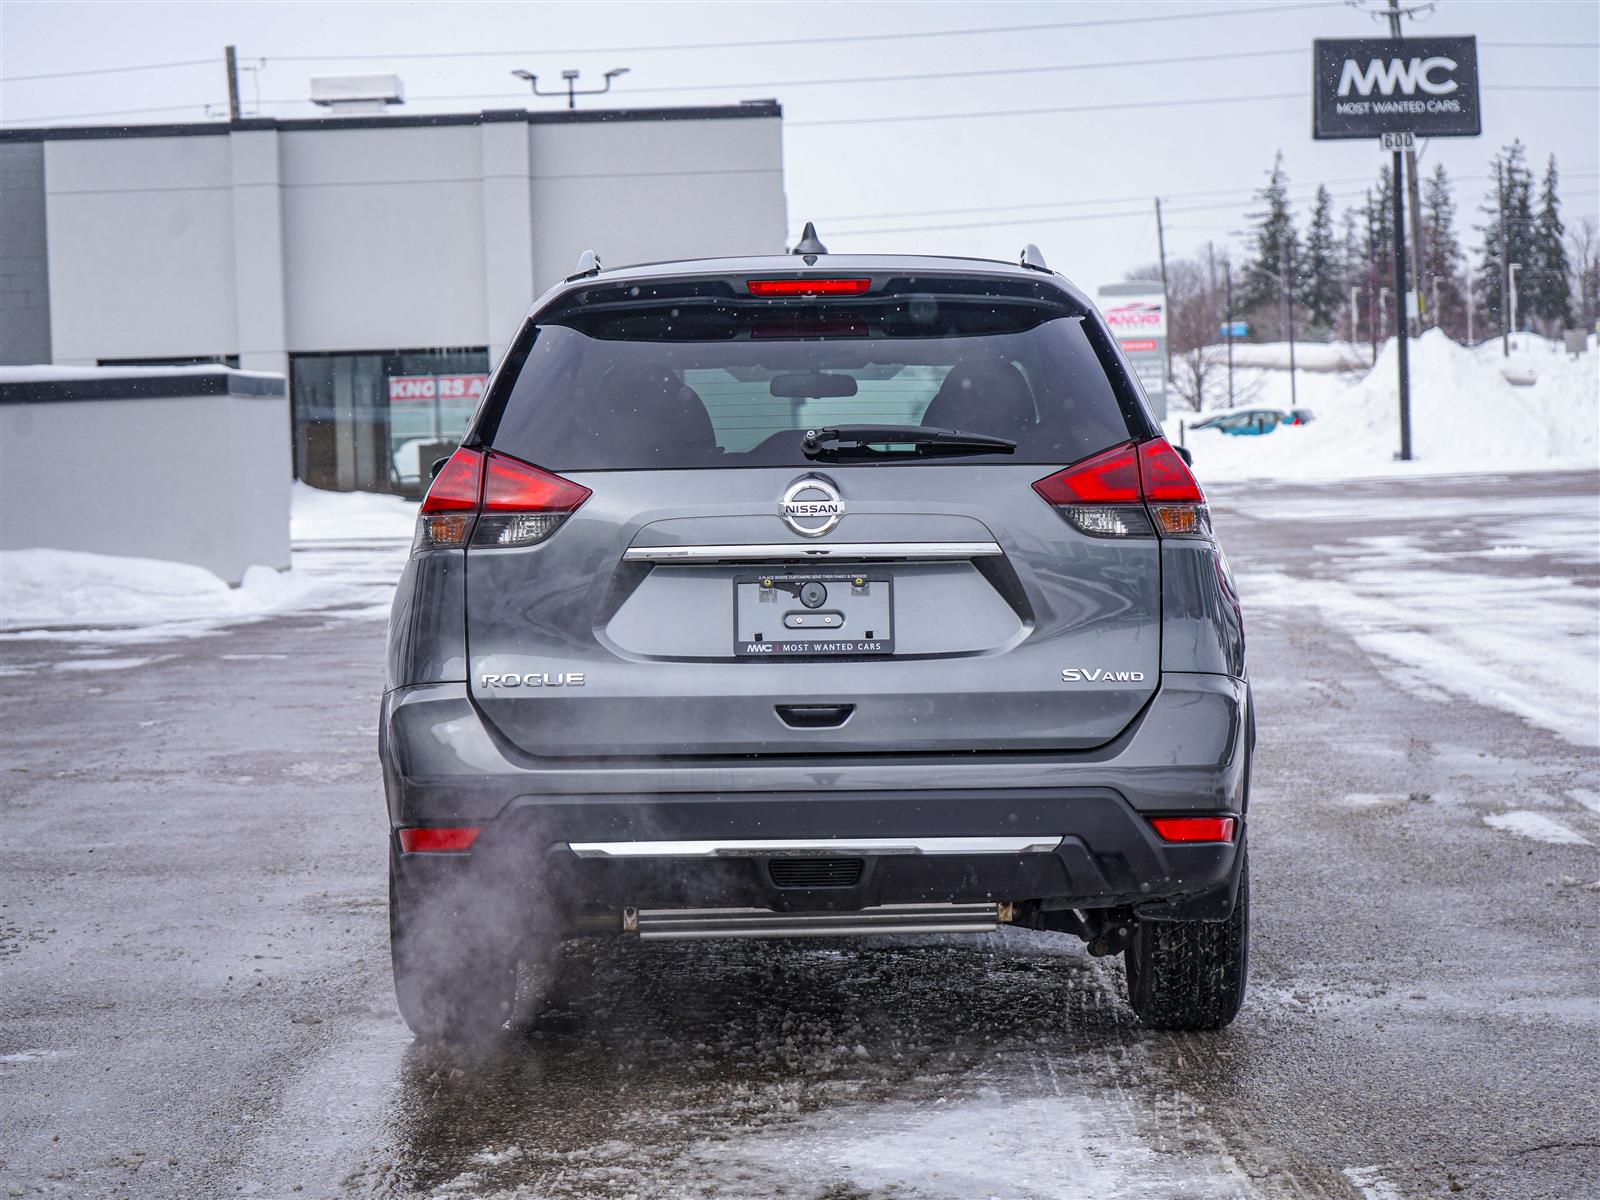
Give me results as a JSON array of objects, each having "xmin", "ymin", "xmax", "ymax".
[{"xmin": 381, "ymin": 238, "xmax": 1251, "ymax": 1040}]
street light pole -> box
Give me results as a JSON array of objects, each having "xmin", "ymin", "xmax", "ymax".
[
  {"xmin": 1225, "ymin": 260, "xmax": 1236, "ymax": 409},
  {"xmin": 1281, "ymin": 242, "xmax": 1298, "ymax": 412},
  {"xmin": 511, "ymin": 67, "xmax": 630, "ymax": 109}
]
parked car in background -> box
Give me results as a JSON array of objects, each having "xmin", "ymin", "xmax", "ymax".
[{"xmin": 1189, "ymin": 407, "xmax": 1314, "ymax": 436}]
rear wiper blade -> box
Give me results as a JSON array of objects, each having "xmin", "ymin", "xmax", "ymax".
[{"xmin": 801, "ymin": 424, "xmax": 1018, "ymax": 458}]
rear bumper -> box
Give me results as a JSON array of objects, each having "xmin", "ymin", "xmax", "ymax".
[{"xmin": 381, "ymin": 671, "xmax": 1249, "ymax": 921}]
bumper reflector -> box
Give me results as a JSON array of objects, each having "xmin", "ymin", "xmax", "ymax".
[
  {"xmin": 398, "ymin": 826, "xmax": 481, "ymax": 853},
  {"xmin": 1149, "ymin": 816, "xmax": 1236, "ymax": 843}
]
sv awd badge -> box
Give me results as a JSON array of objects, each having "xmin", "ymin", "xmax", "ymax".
[
  {"xmin": 480, "ymin": 672, "xmax": 585, "ymax": 688},
  {"xmin": 1062, "ymin": 667, "xmax": 1146, "ymax": 683}
]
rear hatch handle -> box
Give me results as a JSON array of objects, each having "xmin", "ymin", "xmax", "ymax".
[{"xmin": 775, "ymin": 703, "xmax": 855, "ymax": 729}]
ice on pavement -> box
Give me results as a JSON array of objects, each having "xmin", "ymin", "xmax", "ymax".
[
  {"xmin": 1236, "ymin": 491, "xmax": 1600, "ymax": 749},
  {"xmin": 0, "ymin": 484, "xmax": 410, "ymax": 639},
  {"xmin": 1483, "ymin": 811, "xmax": 1593, "ymax": 846},
  {"xmin": 681, "ymin": 1089, "xmax": 1259, "ymax": 1200},
  {"xmin": 1168, "ymin": 331, "xmax": 1599, "ymax": 482}
]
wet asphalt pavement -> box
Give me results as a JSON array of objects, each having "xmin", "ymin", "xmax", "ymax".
[{"xmin": 2, "ymin": 472, "xmax": 1597, "ymax": 1200}]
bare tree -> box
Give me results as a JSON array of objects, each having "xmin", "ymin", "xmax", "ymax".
[{"xmin": 1570, "ymin": 216, "xmax": 1599, "ymax": 331}]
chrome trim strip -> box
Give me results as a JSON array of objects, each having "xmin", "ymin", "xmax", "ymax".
[
  {"xmin": 567, "ymin": 836, "xmax": 1062, "ymax": 858},
  {"xmin": 621, "ymin": 540, "xmax": 1003, "ymax": 562},
  {"xmin": 634, "ymin": 902, "xmax": 1001, "ymax": 941}
]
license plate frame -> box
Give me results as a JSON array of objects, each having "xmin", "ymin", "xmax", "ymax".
[{"xmin": 733, "ymin": 571, "xmax": 894, "ymax": 658}]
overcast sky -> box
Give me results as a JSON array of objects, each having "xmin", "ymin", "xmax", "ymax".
[{"xmin": 3, "ymin": 0, "xmax": 1595, "ymax": 295}]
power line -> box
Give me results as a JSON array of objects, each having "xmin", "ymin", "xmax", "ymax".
[
  {"xmin": 3, "ymin": 31, "xmax": 1590, "ymax": 88},
  {"xmin": 257, "ymin": 3, "xmax": 1342, "ymax": 62},
  {"xmin": 0, "ymin": 58, "xmax": 213, "ymax": 85}
]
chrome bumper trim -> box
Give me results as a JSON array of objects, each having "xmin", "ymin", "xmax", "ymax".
[
  {"xmin": 633, "ymin": 902, "xmax": 1002, "ymax": 941},
  {"xmin": 566, "ymin": 835, "xmax": 1063, "ymax": 858},
  {"xmin": 620, "ymin": 540, "xmax": 1003, "ymax": 563}
]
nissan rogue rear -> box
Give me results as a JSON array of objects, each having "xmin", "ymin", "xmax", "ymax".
[{"xmin": 381, "ymin": 238, "xmax": 1251, "ymax": 1041}]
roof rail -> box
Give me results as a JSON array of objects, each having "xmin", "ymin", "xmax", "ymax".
[
  {"xmin": 1019, "ymin": 244, "xmax": 1050, "ymax": 272},
  {"xmin": 791, "ymin": 221, "xmax": 828, "ymax": 255},
  {"xmin": 568, "ymin": 249, "xmax": 603, "ymax": 280}
]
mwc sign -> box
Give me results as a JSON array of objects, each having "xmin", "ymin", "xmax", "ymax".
[{"xmin": 1313, "ymin": 37, "xmax": 1480, "ymax": 140}]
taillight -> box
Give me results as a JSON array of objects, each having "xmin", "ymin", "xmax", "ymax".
[
  {"xmin": 1033, "ymin": 438, "xmax": 1209, "ymax": 540},
  {"xmin": 746, "ymin": 278, "xmax": 871, "ymax": 297},
  {"xmin": 1148, "ymin": 816, "xmax": 1236, "ymax": 843},
  {"xmin": 415, "ymin": 447, "xmax": 484, "ymax": 550},
  {"xmin": 412, "ymin": 448, "xmax": 590, "ymax": 553},
  {"xmin": 473, "ymin": 454, "xmax": 592, "ymax": 548},
  {"xmin": 398, "ymin": 826, "xmax": 480, "ymax": 853}
]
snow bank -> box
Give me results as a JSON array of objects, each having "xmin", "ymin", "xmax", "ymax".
[
  {"xmin": 289, "ymin": 482, "xmax": 417, "ymax": 541},
  {"xmin": 1169, "ymin": 330, "xmax": 1600, "ymax": 482},
  {"xmin": 1209, "ymin": 340, "xmax": 1369, "ymax": 373},
  {"xmin": 0, "ymin": 549, "xmax": 323, "ymax": 632}
]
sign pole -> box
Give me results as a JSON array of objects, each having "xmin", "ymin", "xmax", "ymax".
[{"xmin": 1392, "ymin": 149, "xmax": 1412, "ymax": 461}]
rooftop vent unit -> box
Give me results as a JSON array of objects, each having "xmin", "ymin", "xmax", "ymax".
[{"xmin": 309, "ymin": 74, "xmax": 405, "ymax": 115}]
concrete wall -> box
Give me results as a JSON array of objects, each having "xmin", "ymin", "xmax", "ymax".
[
  {"xmin": 44, "ymin": 134, "xmax": 239, "ymax": 365},
  {"xmin": 0, "ymin": 143, "xmax": 54, "ymax": 364},
  {"xmin": 0, "ymin": 368, "xmax": 290, "ymax": 583},
  {"xmin": 12, "ymin": 106, "xmax": 786, "ymax": 371}
]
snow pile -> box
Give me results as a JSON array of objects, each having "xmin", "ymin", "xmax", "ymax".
[
  {"xmin": 1169, "ymin": 330, "xmax": 1600, "ymax": 481},
  {"xmin": 0, "ymin": 549, "xmax": 323, "ymax": 632},
  {"xmin": 289, "ymin": 482, "xmax": 417, "ymax": 541},
  {"xmin": 1207, "ymin": 340, "xmax": 1369, "ymax": 373}
]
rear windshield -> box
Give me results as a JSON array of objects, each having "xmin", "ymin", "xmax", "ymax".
[{"xmin": 480, "ymin": 290, "xmax": 1146, "ymax": 470}]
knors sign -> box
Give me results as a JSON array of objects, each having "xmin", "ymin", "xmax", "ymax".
[{"xmin": 1313, "ymin": 37, "xmax": 1481, "ymax": 139}]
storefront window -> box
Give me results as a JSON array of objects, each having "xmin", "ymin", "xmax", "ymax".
[{"xmin": 290, "ymin": 348, "xmax": 489, "ymax": 494}]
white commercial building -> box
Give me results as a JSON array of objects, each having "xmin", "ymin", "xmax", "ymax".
[{"xmin": 0, "ymin": 102, "xmax": 787, "ymax": 492}]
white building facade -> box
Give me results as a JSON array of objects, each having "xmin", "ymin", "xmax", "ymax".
[{"xmin": 0, "ymin": 103, "xmax": 787, "ymax": 492}]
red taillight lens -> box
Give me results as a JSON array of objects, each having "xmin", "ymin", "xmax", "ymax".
[
  {"xmin": 415, "ymin": 447, "xmax": 484, "ymax": 550},
  {"xmin": 413, "ymin": 448, "xmax": 589, "ymax": 553},
  {"xmin": 472, "ymin": 453, "xmax": 591, "ymax": 548},
  {"xmin": 1033, "ymin": 437, "xmax": 1209, "ymax": 540},
  {"xmin": 421, "ymin": 447, "xmax": 484, "ymax": 513},
  {"xmin": 1138, "ymin": 438, "xmax": 1205, "ymax": 502},
  {"xmin": 1032, "ymin": 442, "xmax": 1140, "ymax": 504},
  {"xmin": 398, "ymin": 826, "xmax": 481, "ymax": 853},
  {"xmin": 1149, "ymin": 816, "xmax": 1236, "ymax": 843},
  {"xmin": 746, "ymin": 278, "xmax": 872, "ymax": 297}
]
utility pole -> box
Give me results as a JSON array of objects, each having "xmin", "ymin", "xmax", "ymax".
[
  {"xmin": 1281, "ymin": 242, "xmax": 1298, "ymax": 411},
  {"xmin": 224, "ymin": 45, "xmax": 241, "ymax": 121},
  {"xmin": 1466, "ymin": 275, "xmax": 1475, "ymax": 344},
  {"xmin": 1155, "ymin": 196, "xmax": 1172, "ymax": 394},
  {"xmin": 1509, "ymin": 262, "xmax": 1522, "ymax": 352},
  {"xmin": 1225, "ymin": 259, "xmax": 1236, "ymax": 409},
  {"xmin": 1350, "ymin": 285, "xmax": 1362, "ymax": 351},
  {"xmin": 1386, "ymin": 0, "xmax": 1426, "ymax": 334},
  {"xmin": 1498, "ymin": 157, "xmax": 1511, "ymax": 356}
]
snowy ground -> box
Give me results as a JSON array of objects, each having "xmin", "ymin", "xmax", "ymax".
[
  {"xmin": 1225, "ymin": 479, "xmax": 1599, "ymax": 750},
  {"xmin": 3, "ymin": 470, "xmax": 1597, "ymax": 1200},
  {"xmin": 1168, "ymin": 331, "xmax": 1599, "ymax": 482},
  {"xmin": 0, "ymin": 484, "xmax": 414, "ymax": 641}
]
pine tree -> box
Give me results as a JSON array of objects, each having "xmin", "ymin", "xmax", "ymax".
[
  {"xmin": 1531, "ymin": 154, "xmax": 1573, "ymax": 331},
  {"xmin": 1301, "ymin": 185, "xmax": 1342, "ymax": 330},
  {"xmin": 1420, "ymin": 164, "xmax": 1467, "ymax": 341},
  {"xmin": 1476, "ymin": 140, "xmax": 1537, "ymax": 338},
  {"xmin": 1358, "ymin": 165, "xmax": 1396, "ymax": 345},
  {"xmin": 1241, "ymin": 152, "xmax": 1298, "ymax": 332}
]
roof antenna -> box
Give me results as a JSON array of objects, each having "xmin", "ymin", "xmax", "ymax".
[
  {"xmin": 569, "ymin": 249, "xmax": 602, "ymax": 279},
  {"xmin": 1020, "ymin": 244, "xmax": 1049, "ymax": 272},
  {"xmin": 791, "ymin": 221, "xmax": 828, "ymax": 255}
]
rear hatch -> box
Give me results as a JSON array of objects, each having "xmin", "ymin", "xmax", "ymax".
[{"xmin": 452, "ymin": 268, "xmax": 1168, "ymax": 758}]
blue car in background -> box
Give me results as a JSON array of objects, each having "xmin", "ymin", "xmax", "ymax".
[{"xmin": 1190, "ymin": 408, "xmax": 1314, "ymax": 437}]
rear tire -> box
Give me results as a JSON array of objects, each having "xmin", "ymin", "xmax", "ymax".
[
  {"xmin": 389, "ymin": 845, "xmax": 518, "ymax": 1043},
  {"xmin": 1124, "ymin": 849, "xmax": 1249, "ymax": 1030}
]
